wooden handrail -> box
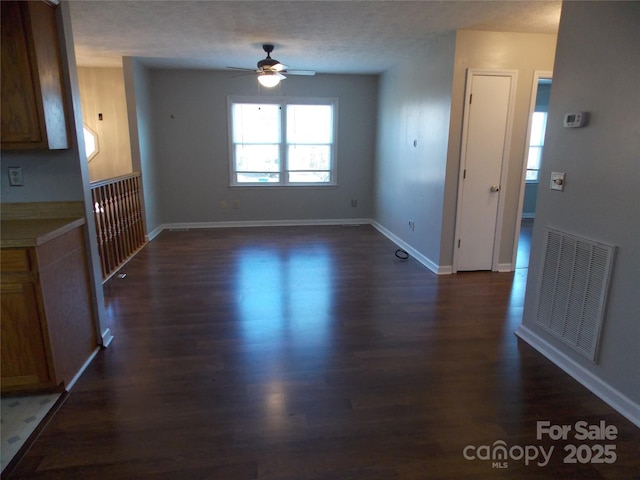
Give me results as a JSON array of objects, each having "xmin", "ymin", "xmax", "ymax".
[{"xmin": 90, "ymin": 172, "xmax": 146, "ymax": 282}]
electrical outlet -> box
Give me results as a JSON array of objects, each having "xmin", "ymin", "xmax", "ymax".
[
  {"xmin": 220, "ymin": 200, "xmax": 227, "ymax": 209},
  {"xmin": 8, "ymin": 167, "xmax": 23, "ymax": 186},
  {"xmin": 351, "ymin": 199, "xmax": 358, "ymax": 208}
]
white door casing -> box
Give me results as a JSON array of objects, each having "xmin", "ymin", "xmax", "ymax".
[
  {"xmin": 454, "ymin": 69, "xmax": 517, "ymax": 272},
  {"xmin": 512, "ymin": 71, "xmax": 553, "ymax": 268}
]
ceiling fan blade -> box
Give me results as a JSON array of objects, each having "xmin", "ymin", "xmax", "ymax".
[
  {"xmin": 285, "ymin": 70, "xmax": 316, "ymax": 76},
  {"xmin": 227, "ymin": 66, "xmax": 257, "ymax": 72}
]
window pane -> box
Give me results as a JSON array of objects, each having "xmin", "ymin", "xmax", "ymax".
[
  {"xmin": 526, "ymin": 169, "xmax": 539, "ymax": 182},
  {"xmin": 235, "ymin": 145, "xmax": 280, "ymax": 172},
  {"xmin": 232, "ymin": 104, "xmax": 280, "ymax": 143},
  {"xmin": 527, "ymin": 146, "xmax": 542, "ymax": 170},
  {"xmin": 287, "ymin": 105, "xmax": 332, "ymax": 144},
  {"xmin": 237, "ymin": 172, "xmax": 280, "ymax": 183},
  {"xmin": 289, "ymin": 171, "xmax": 330, "ymax": 183},
  {"xmin": 288, "ymin": 145, "xmax": 330, "ymax": 170},
  {"xmin": 529, "ymin": 112, "xmax": 547, "ymax": 146}
]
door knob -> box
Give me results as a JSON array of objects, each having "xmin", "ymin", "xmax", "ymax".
[{"xmin": 490, "ymin": 185, "xmax": 500, "ymax": 192}]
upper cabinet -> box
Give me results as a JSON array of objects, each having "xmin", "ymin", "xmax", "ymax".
[{"xmin": 1, "ymin": 1, "xmax": 69, "ymax": 150}]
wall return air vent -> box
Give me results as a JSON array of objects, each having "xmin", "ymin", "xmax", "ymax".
[{"xmin": 535, "ymin": 228, "xmax": 615, "ymax": 362}]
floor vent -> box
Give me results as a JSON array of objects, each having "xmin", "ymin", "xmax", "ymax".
[{"xmin": 535, "ymin": 228, "xmax": 615, "ymax": 362}]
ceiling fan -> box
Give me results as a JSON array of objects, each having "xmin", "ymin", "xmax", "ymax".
[{"xmin": 228, "ymin": 44, "xmax": 315, "ymax": 87}]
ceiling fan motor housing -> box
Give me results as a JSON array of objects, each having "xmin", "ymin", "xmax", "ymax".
[
  {"xmin": 257, "ymin": 58, "xmax": 280, "ymax": 70},
  {"xmin": 258, "ymin": 44, "xmax": 282, "ymax": 71}
]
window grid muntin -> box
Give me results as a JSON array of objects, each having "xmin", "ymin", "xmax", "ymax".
[{"xmin": 526, "ymin": 111, "xmax": 547, "ymax": 183}]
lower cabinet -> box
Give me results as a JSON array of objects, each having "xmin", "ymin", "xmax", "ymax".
[
  {"xmin": 1, "ymin": 227, "xmax": 97, "ymax": 394},
  {"xmin": 0, "ymin": 279, "xmax": 56, "ymax": 391}
]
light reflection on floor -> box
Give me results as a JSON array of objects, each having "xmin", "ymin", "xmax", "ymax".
[{"xmin": 235, "ymin": 244, "xmax": 333, "ymax": 354}]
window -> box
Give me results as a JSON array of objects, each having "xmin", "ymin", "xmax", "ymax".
[
  {"xmin": 229, "ymin": 97, "xmax": 337, "ymax": 186},
  {"xmin": 83, "ymin": 124, "xmax": 99, "ymax": 162},
  {"xmin": 526, "ymin": 111, "xmax": 547, "ymax": 182}
]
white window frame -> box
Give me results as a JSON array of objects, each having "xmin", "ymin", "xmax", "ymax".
[
  {"xmin": 526, "ymin": 111, "xmax": 548, "ymax": 184},
  {"xmin": 228, "ymin": 96, "xmax": 338, "ymax": 187}
]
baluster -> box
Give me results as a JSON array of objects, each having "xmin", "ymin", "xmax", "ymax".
[
  {"xmin": 123, "ymin": 177, "xmax": 134, "ymax": 256},
  {"xmin": 106, "ymin": 182, "xmax": 120, "ymax": 270},
  {"xmin": 91, "ymin": 187, "xmax": 106, "ymax": 279},
  {"xmin": 113, "ymin": 181, "xmax": 125, "ymax": 266},
  {"xmin": 133, "ymin": 175, "xmax": 145, "ymax": 247},
  {"xmin": 90, "ymin": 173, "xmax": 148, "ymax": 281}
]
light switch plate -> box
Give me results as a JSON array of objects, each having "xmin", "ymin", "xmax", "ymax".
[
  {"xmin": 550, "ymin": 172, "xmax": 565, "ymax": 191},
  {"xmin": 8, "ymin": 167, "xmax": 24, "ymax": 186}
]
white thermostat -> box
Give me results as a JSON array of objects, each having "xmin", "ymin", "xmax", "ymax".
[{"xmin": 563, "ymin": 112, "xmax": 587, "ymax": 128}]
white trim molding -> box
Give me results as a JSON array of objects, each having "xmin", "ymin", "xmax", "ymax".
[
  {"xmin": 516, "ymin": 325, "xmax": 640, "ymax": 428},
  {"xmin": 100, "ymin": 328, "xmax": 114, "ymax": 348},
  {"xmin": 371, "ymin": 221, "xmax": 451, "ymax": 275},
  {"xmin": 161, "ymin": 218, "xmax": 370, "ymax": 232},
  {"xmin": 512, "ymin": 70, "xmax": 552, "ymax": 266},
  {"xmin": 453, "ymin": 68, "xmax": 518, "ymax": 273},
  {"xmin": 147, "ymin": 218, "xmax": 452, "ymax": 275},
  {"xmin": 65, "ymin": 347, "xmax": 100, "ymax": 392}
]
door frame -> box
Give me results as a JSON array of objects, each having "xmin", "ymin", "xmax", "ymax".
[
  {"xmin": 511, "ymin": 70, "xmax": 553, "ymax": 268},
  {"xmin": 453, "ymin": 68, "xmax": 518, "ymax": 273}
]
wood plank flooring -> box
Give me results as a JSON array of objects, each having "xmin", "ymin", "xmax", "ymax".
[{"xmin": 6, "ymin": 225, "xmax": 640, "ymax": 479}]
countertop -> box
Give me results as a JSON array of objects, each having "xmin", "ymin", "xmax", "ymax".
[{"xmin": 1, "ymin": 217, "xmax": 86, "ymax": 248}]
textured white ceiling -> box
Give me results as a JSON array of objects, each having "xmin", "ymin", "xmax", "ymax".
[{"xmin": 69, "ymin": 0, "xmax": 561, "ymax": 74}]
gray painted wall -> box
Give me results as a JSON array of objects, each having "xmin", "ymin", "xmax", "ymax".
[
  {"xmin": 0, "ymin": 149, "xmax": 85, "ymax": 203},
  {"xmin": 374, "ymin": 33, "xmax": 457, "ymax": 269},
  {"xmin": 141, "ymin": 69, "xmax": 378, "ymax": 226},
  {"xmin": 522, "ymin": 182, "xmax": 538, "ymax": 217},
  {"xmin": 521, "ymin": 1, "xmax": 640, "ymax": 407},
  {"xmin": 123, "ymin": 58, "xmax": 161, "ymax": 236}
]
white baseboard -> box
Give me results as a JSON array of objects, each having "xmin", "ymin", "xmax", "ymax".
[
  {"xmin": 496, "ymin": 263, "xmax": 513, "ymax": 272},
  {"xmin": 370, "ymin": 221, "xmax": 450, "ymax": 275},
  {"xmin": 146, "ymin": 219, "xmax": 452, "ymax": 275},
  {"xmin": 160, "ymin": 218, "xmax": 372, "ymax": 232},
  {"xmin": 101, "ymin": 327, "xmax": 114, "ymax": 348},
  {"xmin": 146, "ymin": 225, "xmax": 163, "ymax": 241},
  {"xmin": 65, "ymin": 347, "xmax": 100, "ymax": 392},
  {"xmin": 516, "ymin": 325, "xmax": 640, "ymax": 428}
]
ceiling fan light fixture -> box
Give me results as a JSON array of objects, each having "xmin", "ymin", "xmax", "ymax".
[{"xmin": 257, "ymin": 71, "xmax": 284, "ymax": 88}]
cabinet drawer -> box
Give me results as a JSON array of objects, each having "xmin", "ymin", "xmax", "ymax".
[{"xmin": 1, "ymin": 248, "xmax": 31, "ymax": 272}]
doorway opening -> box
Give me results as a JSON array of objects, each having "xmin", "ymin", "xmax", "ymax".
[{"xmin": 514, "ymin": 72, "xmax": 552, "ymax": 270}]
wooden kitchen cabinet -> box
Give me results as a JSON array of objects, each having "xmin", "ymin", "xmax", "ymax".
[
  {"xmin": 0, "ymin": 250, "xmax": 56, "ymax": 391},
  {"xmin": 1, "ymin": 1, "xmax": 69, "ymax": 150},
  {"xmin": 1, "ymin": 223, "xmax": 98, "ymax": 394}
]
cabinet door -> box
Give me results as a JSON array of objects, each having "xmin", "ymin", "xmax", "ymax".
[
  {"xmin": 0, "ymin": 281, "xmax": 55, "ymax": 392},
  {"xmin": 0, "ymin": 1, "xmax": 43, "ymax": 144},
  {"xmin": 0, "ymin": 1, "xmax": 69, "ymax": 150}
]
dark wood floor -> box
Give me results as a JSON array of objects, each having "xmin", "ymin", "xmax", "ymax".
[{"xmin": 7, "ymin": 226, "xmax": 640, "ymax": 479}]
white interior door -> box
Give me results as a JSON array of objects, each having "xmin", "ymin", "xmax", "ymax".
[{"xmin": 455, "ymin": 71, "xmax": 516, "ymax": 271}]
